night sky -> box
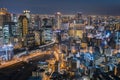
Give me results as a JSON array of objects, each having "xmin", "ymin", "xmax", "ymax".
[{"xmin": 0, "ymin": 0, "xmax": 120, "ymax": 15}]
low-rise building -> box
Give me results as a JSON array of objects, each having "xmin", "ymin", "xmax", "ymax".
[{"xmin": 0, "ymin": 44, "xmax": 14, "ymax": 61}]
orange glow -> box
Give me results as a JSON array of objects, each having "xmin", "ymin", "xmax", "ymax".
[{"xmin": 0, "ymin": 12, "xmax": 6, "ymax": 15}]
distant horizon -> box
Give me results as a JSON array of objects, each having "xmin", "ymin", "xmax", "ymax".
[
  {"xmin": 1, "ymin": 0, "xmax": 120, "ymax": 16},
  {"xmin": 0, "ymin": 7, "xmax": 120, "ymax": 16}
]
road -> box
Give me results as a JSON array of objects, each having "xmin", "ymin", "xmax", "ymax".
[
  {"xmin": 0, "ymin": 50, "xmax": 45, "ymax": 68},
  {"xmin": 0, "ymin": 39, "xmax": 58, "ymax": 80},
  {"xmin": 0, "ymin": 39, "xmax": 56, "ymax": 69},
  {"xmin": 0, "ymin": 53, "xmax": 53, "ymax": 80}
]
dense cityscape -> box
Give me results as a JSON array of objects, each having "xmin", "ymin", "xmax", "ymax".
[{"xmin": 0, "ymin": 6, "xmax": 120, "ymax": 80}]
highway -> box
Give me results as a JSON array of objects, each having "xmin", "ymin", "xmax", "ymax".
[
  {"xmin": 0, "ymin": 53, "xmax": 53, "ymax": 80},
  {"xmin": 0, "ymin": 39, "xmax": 55, "ymax": 69},
  {"xmin": 0, "ymin": 40, "xmax": 56, "ymax": 80}
]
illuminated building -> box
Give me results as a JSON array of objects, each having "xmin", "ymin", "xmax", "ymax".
[
  {"xmin": 11, "ymin": 14, "xmax": 18, "ymax": 22},
  {"xmin": 75, "ymin": 12, "xmax": 84, "ymax": 24},
  {"xmin": 34, "ymin": 15, "xmax": 42, "ymax": 30},
  {"xmin": 34, "ymin": 31, "xmax": 40, "ymax": 45},
  {"xmin": 18, "ymin": 15, "xmax": 29, "ymax": 37},
  {"xmin": 87, "ymin": 16, "xmax": 92, "ymax": 25},
  {"xmin": 115, "ymin": 23, "xmax": 120, "ymax": 31},
  {"xmin": 0, "ymin": 44, "xmax": 14, "ymax": 61},
  {"xmin": 67, "ymin": 57, "xmax": 79, "ymax": 76},
  {"xmin": 0, "ymin": 8, "xmax": 11, "ymax": 28},
  {"xmin": 55, "ymin": 12, "xmax": 62, "ymax": 30},
  {"xmin": 18, "ymin": 15, "xmax": 29, "ymax": 46},
  {"xmin": 40, "ymin": 18, "xmax": 53, "ymax": 44},
  {"xmin": 0, "ymin": 8, "xmax": 11, "ymax": 38},
  {"xmin": 42, "ymin": 17, "xmax": 53, "ymax": 27},
  {"xmin": 3, "ymin": 22, "xmax": 17, "ymax": 44},
  {"xmin": 23, "ymin": 10, "xmax": 30, "ymax": 20},
  {"xmin": 61, "ymin": 22, "xmax": 69, "ymax": 30},
  {"xmin": 26, "ymin": 27, "xmax": 35, "ymax": 48},
  {"xmin": 69, "ymin": 23, "xmax": 85, "ymax": 38},
  {"xmin": 42, "ymin": 26, "xmax": 53, "ymax": 43},
  {"xmin": 115, "ymin": 31, "xmax": 120, "ymax": 44}
]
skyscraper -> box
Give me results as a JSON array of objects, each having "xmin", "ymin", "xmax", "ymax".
[
  {"xmin": 3, "ymin": 22, "xmax": 16, "ymax": 44},
  {"xmin": 0, "ymin": 8, "xmax": 11, "ymax": 28},
  {"xmin": 34, "ymin": 15, "xmax": 42, "ymax": 30},
  {"xmin": 55, "ymin": 12, "xmax": 62, "ymax": 30},
  {"xmin": 18, "ymin": 15, "xmax": 29, "ymax": 37},
  {"xmin": 18, "ymin": 15, "xmax": 29, "ymax": 47},
  {"xmin": 0, "ymin": 8, "xmax": 11, "ymax": 38},
  {"xmin": 23, "ymin": 10, "xmax": 30, "ymax": 20},
  {"xmin": 75, "ymin": 12, "xmax": 84, "ymax": 24}
]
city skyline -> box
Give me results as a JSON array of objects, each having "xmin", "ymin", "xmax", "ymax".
[
  {"xmin": 0, "ymin": 0, "xmax": 120, "ymax": 15},
  {"xmin": 0, "ymin": 1, "xmax": 120, "ymax": 79}
]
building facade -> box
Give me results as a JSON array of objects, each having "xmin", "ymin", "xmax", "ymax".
[
  {"xmin": 0, "ymin": 44, "xmax": 14, "ymax": 61},
  {"xmin": 0, "ymin": 8, "xmax": 11, "ymax": 45},
  {"xmin": 18, "ymin": 15, "xmax": 29, "ymax": 47},
  {"xmin": 3, "ymin": 22, "xmax": 17, "ymax": 44}
]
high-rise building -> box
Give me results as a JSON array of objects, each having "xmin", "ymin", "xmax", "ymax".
[
  {"xmin": 18, "ymin": 15, "xmax": 29, "ymax": 37},
  {"xmin": 42, "ymin": 25, "xmax": 53, "ymax": 43},
  {"xmin": 11, "ymin": 13, "xmax": 18, "ymax": 22},
  {"xmin": 34, "ymin": 31, "xmax": 40, "ymax": 45},
  {"xmin": 0, "ymin": 8, "xmax": 11, "ymax": 38},
  {"xmin": 3, "ymin": 22, "xmax": 17, "ymax": 44},
  {"xmin": 55, "ymin": 12, "xmax": 62, "ymax": 30},
  {"xmin": 115, "ymin": 23, "xmax": 120, "ymax": 31},
  {"xmin": 18, "ymin": 15, "xmax": 29, "ymax": 47},
  {"xmin": 26, "ymin": 27, "xmax": 35, "ymax": 48},
  {"xmin": 87, "ymin": 16, "xmax": 92, "ymax": 25},
  {"xmin": 34, "ymin": 15, "xmax": 42, "ymax": 30},
  {"xmin": 23, "ymin": 10, "xmax": 30, "ymax": 20},
  {"xmin": 75, "ymin": 12, "xmax": 84, "ymax": 24},
  {"xmin": 42, "ymin": 17, "xmax": 52, "ymax": 26},
  {"xmin": 0, "ymin": 8, "xmax": 11, "ymax": 28}
]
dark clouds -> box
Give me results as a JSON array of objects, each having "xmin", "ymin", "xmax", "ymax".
[{"xmin": 0, "ymin": 0, "xmax": 120, "ymax": 15}]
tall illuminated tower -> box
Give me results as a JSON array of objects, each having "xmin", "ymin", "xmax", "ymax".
[
  {"xmin": 0, "ymin": 8, "xmax": 11, "ymax": 38},
  {"xmin": 55, "ymin": 12, "xmax": 61, "ymax": 30},
  {"xmin": 18, "ymin": 15, "xmax": 29, "ymax": 47},
  {"xmin": 0, "ymin": 8, "xmax": 11, "ymax": 28},
  {"xmin": 3, "ymin": 22, "xmax": 16, "ymax": 44},
  {"xmin": 23, "ymin": 10, "xmax": 30, "ymax": 20},
  {"xmin": 18, "ymin": 15, "xmax": 29, "ymax": 37}
]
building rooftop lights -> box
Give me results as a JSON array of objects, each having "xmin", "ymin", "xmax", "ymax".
[
  {"xmin": 55, "ymin": 12, "xmax": 61, "ymax": 16},
  {"xmin": 23, "ymin": 10, "xmax": 30, "ymax": 13},
  {"xmin": 0, "ymin": 8, "xmax": 9, "ymax": 15}
]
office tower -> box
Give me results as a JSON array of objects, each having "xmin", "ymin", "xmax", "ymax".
[
  {"xmin": 34, "ymin": 31, "xmax": 40, "ymax": 45},
  {"xmin": 18, "ymin": 15, "xmax": 29, "ymax": 37},
  {"xmin": 0, "ymin": 8, "xmax": 11, "ymax": 29},
  {"xmin": 75, "ymin": 12, "xmax": 84, "ymax": 24},
  {"xmin": 42, "ymin": 25, "xmax": 53, "ymax": 43},
  {"xmin": 3, "ymin": 22, "xmax": 16, "ymax": 44},
  {"xmin": 115, "ymin": 23, "xmax": 120, "ymax": 31},
  {"xmin": 26, "ymin": 27, "xmax": 35, "ymax": 48},
  {"xmin": 11, "ymin": 13, "xmax": 18, "ymax": 22},
  {"xmin": 0, "ymin": 8, "xmax": 11, "ymax": 39},
  {"xmin": 50, "ymin": 17, "xmax": 56, "ymax": 27},
  {"xmin": 76, "ymin": 12, "xmax": 82, "ymax": 19},
  {"xmin": 23, "ymin": 10, "xmax": 30, "ymax": 20},
  {"xmin": 34, "ymin": 15, "xmax": 42, "ymax": 30},
  {"xmin": 88, "ymin": 16, "xmax": 92, "ymax": 25},
  {"xmin": 0, "ymin": 44, "xmax": 14, "ymax": 61},
  {"xmin": 55, "ymin": 12, "xmax": 62, "ymax": 30},
  {"xmin": 18, "ymin": 15, "xmax": 29, "ymax": 47}
]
